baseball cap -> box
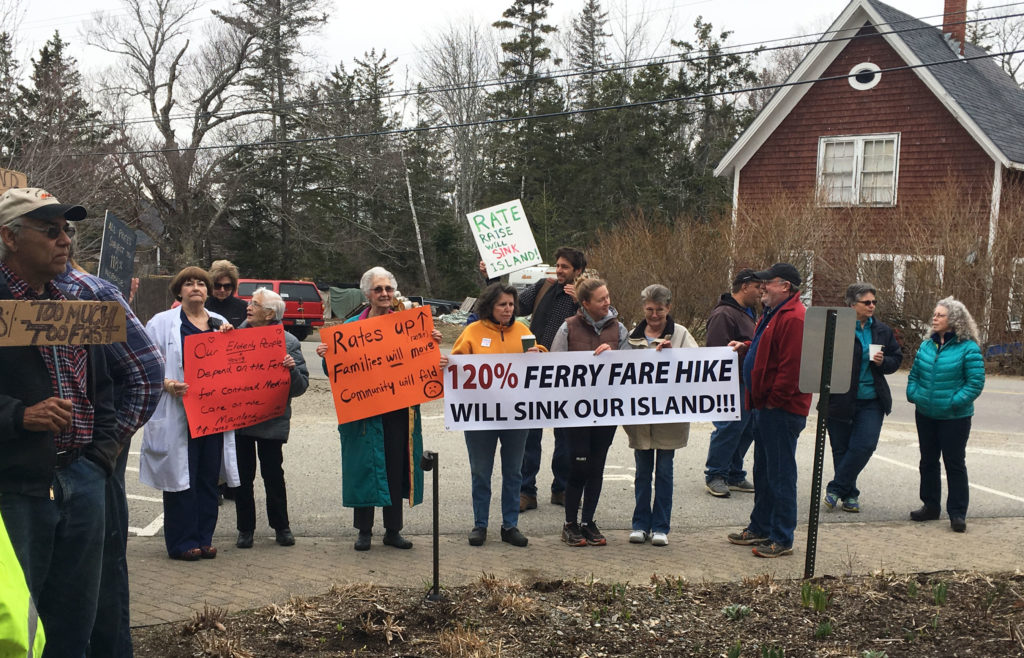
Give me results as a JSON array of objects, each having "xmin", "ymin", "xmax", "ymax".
[
  {"xmin": 752, "ymin": 262, "xmax": 802, "ymax": 286},
  {"xmin": 0, "ymin": 187, "xmax": 88, "ymax": 227},
  {"xmin": 732, "ymin": 268, "xmax": 758, "ymax": 287}
]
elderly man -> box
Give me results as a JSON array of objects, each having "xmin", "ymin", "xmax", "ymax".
[
  {"xmin": 57, "ymin": 258, "xmax": 165, "ymax": 657},
  {"xmin": 726, "ymin": 263, "xmax": 812, "ymax": 558},
  {"xmin": 0, "ymin": 187, "xmax": 120, "ymax": 655}
]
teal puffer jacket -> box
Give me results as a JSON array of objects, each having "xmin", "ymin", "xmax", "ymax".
[{"xmin": 906, "ymin": 334, "xmax": 985, "ymax": 420}]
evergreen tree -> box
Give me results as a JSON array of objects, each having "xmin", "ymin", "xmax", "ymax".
[{"xmin": 0, "ymin": 32, "xmax": 20, "ymax": 161}]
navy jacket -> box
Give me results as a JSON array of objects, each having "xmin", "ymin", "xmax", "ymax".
[{"xmin": 828, "ymin": 318, "xmax": 903, "ymax": 420}]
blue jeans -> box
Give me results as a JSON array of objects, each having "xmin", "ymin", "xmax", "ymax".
[
  {"xmin": 704, "ymin": 404, "xmax": 755, "ymax": 484},
  {"xmin": 90, "ymin": 446, "xmax": 134, "ymax": 657},
  {"xmin": 633, "ymin": 449, "xmax": 675, "ymax": 534},
  {"xmin": 747, "ymin": 408, "xmax": 805, "ymax": 548},
  {"xmin": 916, "ymin": 411, "xmax": 971, "ymax": 517},
  {"xmin": 519, "ymin": 426, "xmax": 569, "ymax": 496},
  {"xmin": 0, "ymin": 456, "xmax": 106, "ymax": 658},
  {"xmin": 465, "ymin": 429, "xmax": 528, "ymax": 529},
  {"xmin": 826, "ymin": 398, "xmax": 884, "ymax": 499}
]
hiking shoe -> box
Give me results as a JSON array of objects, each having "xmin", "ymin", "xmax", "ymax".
[
  {"xmin": 550, "ymin": 491, "xmax": 565, "ymax": 506},
  {"xmin": 727, "ymin": 528, "xmax": 768, "ymax": 546},
  {"xmin": 651, "ymin": 532, "xmax": 669, "ymax": 547},
  {"xmin": 561, "ymin": 522, "xmax": 587, "ymax": 547},
  {"xmin": 581, "ymin": 521, "xmax": 607, "ymax": 546},
  {"xmin": 628, "ymin": 530, "xmax": 648, "ymax": 544},
  {"xmin": 706, "ymin": 477, "xmax": 731, "ymax": 497},
  {"xmin": 500, "ymin": 526, "xmax": 528, "ymax": 547},
  {"xmin": 823, "ymin": 492, "xmax": 839, "ymax": 510},
  {"xmin": 728, "ymin": 478, "xmax": 755, "ymax": 493},
  {"xmin": 842, "ymin": 497, "xmax": 860, "ymax": 513},
  {"xmin": 519, "ymin": 494, "xmax": 537, "ymax": 512},
  {"xmin": 468, "ymin": 526, "xmax": 487, "ymax": 546},
  {"xmin": 752, "ymin": 542, "xmax": 793, "ymax": 558},
  {"xmin": 910, "ymin": 505, "xmax": 940, "ymax": 522}
]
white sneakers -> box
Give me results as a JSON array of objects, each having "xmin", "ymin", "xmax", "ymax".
[
  {"xmin": 651, "ymin": 532, "xmax": 669, "ymax": 547},
  {"xmin": 628, "ymin": 530, "xmax": 648, "ymax": 544},
  {"xmin": 629, "ymin": 530, "xmax": 669, "ymax": 546}
]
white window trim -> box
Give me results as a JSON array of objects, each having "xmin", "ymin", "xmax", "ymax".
[
  {"xmin": 817, "ymin": 133, "xmax": 900, "ymax": 207},
  {"xmin": 857, "ymin": 253, "xmax": 945, "ymax": 309},
  {"xmin": 1010, "ymin": 257, "xmax": 1024, "ymax": 332},
  {"xmin": 848, "ymin": 62, "xmax": 881, "ymax": 91}
]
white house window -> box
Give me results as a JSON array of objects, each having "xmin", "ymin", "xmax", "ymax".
[
  {"xmin": 1010, "ymin": 257, "xmax": 1024, "ymax": 332},
  {"xmin": 848, "ymin": 62, "xmax": 882, "ymax": 90},
  {"xmin": 818, "ymin": 134, "xmax": 899, "ymax": 206},
  {"xmin": 858, "ymin": 253, "xmax": 943, "ymax": 322}
]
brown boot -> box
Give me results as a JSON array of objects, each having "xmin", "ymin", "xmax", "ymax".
[
  {"xmin": 519, "ymin": 494, "xmax": 537, "ymax": 512},
  {"xmin": 550, "ymin": 490, "xmax": 565, "ymax": 506}
]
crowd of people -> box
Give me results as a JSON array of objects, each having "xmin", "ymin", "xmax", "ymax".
[{"xmin": 0, "ymin": 186, "xmax": 989, "ymax": 656}]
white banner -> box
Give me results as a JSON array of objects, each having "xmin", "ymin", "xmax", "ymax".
[
  {"xmin": 466, "ymin": 199, "xmax": 543, "ymax": 278},
  {"xmin": 443, "ymin": 347, "xmax": 741, "ymax": 430}
]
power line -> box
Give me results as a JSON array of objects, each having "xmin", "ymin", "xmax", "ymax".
[{"xmin": 82, "ymin": 47, "xmax": 1024, "ymax": 157}]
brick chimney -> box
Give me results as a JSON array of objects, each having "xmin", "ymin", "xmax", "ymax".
[{"xmin": 943, "ymin": 0, "xmax": 967, "ymax": 55}]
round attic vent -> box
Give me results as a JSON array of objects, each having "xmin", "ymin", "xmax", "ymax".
[{"xmin": 849, "ymin": 62, "xmax": 881, "ymax": 90}]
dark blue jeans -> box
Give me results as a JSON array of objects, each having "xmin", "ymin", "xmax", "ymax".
[
  {"xmin": 632, "ymin": 449, "xmax": 675, "ymax": 534},
  {"xmin": 465, "ymin": 429, "xmax": 528, "ymax": 529},
  {"xmin": 915, "ymin": 411, "xmax": 971, "ymax": 517},
  {"xmin": 89, "ymin": 445, "xmax": 134, "ymax": 657},
  {"xmin": 826, "ymin": 398, "xmax": 884, "ymax": 499},
  {"xmin": 0, "ymin": 456, "xmax": 106, "ymax": 658},
  {"xmin": 163, "ymin": 433, "xmax": 223, "ymax": 555},
  {"xmin": 747, "ymin": 408, "xmax": 806, "ymax": 548},
  {"xmin": 704, "ymin": 405, "xmax": 755, "ymax": 484},
  {"xmin": 519, "ymin": 426, "xmax": 569, "ymax": 496}
]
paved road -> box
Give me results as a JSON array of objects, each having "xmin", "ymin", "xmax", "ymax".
[{"xmin": 124, "ymin": 340, "xmax": 1024, "ymax": 546}]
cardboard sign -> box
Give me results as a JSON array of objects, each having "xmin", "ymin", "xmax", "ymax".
[
  {"xmin": 182, "ymin": 325, "xmax": 292, "ymax": 436},
  {"xmin": 0, "ymin": 300, "xmax": 126, "ymax": 346},
  {"xmin": 321, "ymin": 306, "xmax": 442, "ymax": 425},
  {"xmin": 97, "ymin": 211, "xmax": 137, "ymax": 298},
  {"xmin": 444, "ymin": 347, "xmax": 741, "ymax": 430},
  {"xmin": 466, "ymin": 199, "xmax": 543, "ymax": 278},
  {"xmin": 0, "ymin": 168, "xmax": 26, "ymax": 193}
]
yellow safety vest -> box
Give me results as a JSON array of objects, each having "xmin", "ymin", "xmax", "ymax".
[{"xmin": 0, "ymin": 515, "xmax": 45, "ymax": 657}]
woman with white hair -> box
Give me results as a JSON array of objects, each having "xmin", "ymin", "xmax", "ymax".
[
  {"xmin": 233, "ymin": 288, "xmax": 309, "ymax": 549},
  {"xmin": 906, "ymin": 296, "xmax": 985, "ymax": 533},
  {"xmin": 316, "ymin": 266, "xmax": 441, "ymax": 551}
]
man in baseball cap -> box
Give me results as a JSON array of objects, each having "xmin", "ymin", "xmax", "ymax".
[
  {"xmin": 0, "ymin": 187, "xmax": 88, "ymax": 226},
  {"xmin": 751, "ymin": 262, "xmax": 802, "ymax": 287}
]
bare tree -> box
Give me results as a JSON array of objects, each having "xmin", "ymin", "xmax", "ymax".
[{"xmin": 978, "ymin": 6, "xmax": 1024, "ymax": 85}]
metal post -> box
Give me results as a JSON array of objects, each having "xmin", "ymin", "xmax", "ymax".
[
  {"xmin": 804, "ymin": 309, "xmax": 837, "ymax": 580},
  {"xmin": 421, "ymin": 450, "xmax": 443, "ymax": 601}
]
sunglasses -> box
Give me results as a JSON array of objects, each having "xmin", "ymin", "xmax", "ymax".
[
  {"xmin": 372, "ymin": 286, "xmax": 395, "ymax": 294},
  {"xmin": 20, "ymin": 222, "xmax": 76, "ymax": 239},
  {"xmin": 857, "ymin": 299, "xmax": 877, "ymax": 306},
  {"xmin": 213, "ymin": 282, "xmax": 234, "ymax": 290}
]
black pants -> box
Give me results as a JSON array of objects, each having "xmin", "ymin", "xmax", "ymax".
[
  {"xmin": 915, "ymin": 411, "xmax": 971, "ymax": 517},
  {"xmin": 235, "ymin": 435, "xmax": 289, "ymax": 532},
  {"xmin": 353, "ymin": 409, "xmax": 409, "ymax": 533},
  {"xmin": 564, "ymin": 425, "xmax": 616, "ymax": 525}
]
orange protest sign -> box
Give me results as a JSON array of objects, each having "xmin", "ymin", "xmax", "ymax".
[
  {"xmin": 182, "ymin": 324, "xmax": 292, "ymax": 437},
  {"xmin": 321, "ymin": 306, "xmax": 443, "ymax": 424}
]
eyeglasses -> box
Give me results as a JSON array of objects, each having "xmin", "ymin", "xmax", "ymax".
[
  {"xmin": 214, "ymin": 282, "xmax": 234, "ymax": 290},
  {"xmin": 247, "ymin": 300, "xmax": 264, "ymax": 308},
  {"xmin": 372, "ymin": 286, "xmax": 395, "ymax": 294},
  {"xmin": 19, "ymin": 222, "xmax": 75, "ymax": 240},
  {"xmin": 857, "ymin": 299, "xmax": 877, "ymax": 306}
]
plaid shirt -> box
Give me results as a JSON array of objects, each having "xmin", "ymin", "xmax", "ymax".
[
  {"xmin": 519, "ymin": 279, "xmax": 579, "ymax": 350},
  {"xmin": 55, "ymin": 266, "xmax": 165, "ymax": 444},
  {"xmin": 0, "ymin": 262, "xmax": 93, "ymax": 451}
]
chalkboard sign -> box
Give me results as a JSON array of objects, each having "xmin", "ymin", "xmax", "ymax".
[{"xmin": 97, "ymin": 211, "xmax": 137, "ymax": 297}]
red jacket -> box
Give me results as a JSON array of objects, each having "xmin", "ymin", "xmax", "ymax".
[{"xmin": 747, "ymin": 294, "xmax": 812, "ymax": 416}]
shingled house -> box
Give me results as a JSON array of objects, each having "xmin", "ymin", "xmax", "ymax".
[{"xmin": 715, "ymin": 0, "xmax": 1024, "ymax": 340}]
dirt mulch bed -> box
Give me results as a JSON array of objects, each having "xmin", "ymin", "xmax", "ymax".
[{"xmin": 133, "ymin": 571, "xmax": 1024, "ymax": 657}]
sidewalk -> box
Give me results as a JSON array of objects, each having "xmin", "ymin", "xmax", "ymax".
[{"xmin": 129, "ymin": 515, "xmax": 1024, "ymax": 627}]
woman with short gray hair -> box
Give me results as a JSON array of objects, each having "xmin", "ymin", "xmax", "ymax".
[{"xmin": 824, "ymin": 282, "xmax": 902, "ymax": 514}]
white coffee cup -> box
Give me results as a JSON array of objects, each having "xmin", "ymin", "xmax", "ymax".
[{"xmin": 869, "ymin": 344, "xmax": 883, "ymax": 360}]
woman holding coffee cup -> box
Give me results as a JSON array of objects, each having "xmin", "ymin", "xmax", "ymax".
[
  {"xmin": 823, "ymin": 282, "xmax": 903, "ymax": 514},
  {"xmin": 441, "ymin": 283, "xmax": 545, "ymax": 548}
]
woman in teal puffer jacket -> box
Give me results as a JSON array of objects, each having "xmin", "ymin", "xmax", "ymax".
[{"xmin": 906, "ymin": 297, "xmax": 985, "ymax": 533}]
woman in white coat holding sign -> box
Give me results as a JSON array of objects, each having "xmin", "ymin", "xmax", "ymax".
[{"xmin": 141, "ymin": 266, "xmax": 239, "ymax": 561}]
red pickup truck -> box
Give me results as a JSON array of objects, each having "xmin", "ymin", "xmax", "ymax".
[{"xmin": 237, "ymin": 279, "xmax": 324, "ymax": 340}]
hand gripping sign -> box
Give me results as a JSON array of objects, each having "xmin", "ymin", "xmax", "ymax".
[{"xmin": 443, "ymin": 347, "xmax": 741, "ymax": 430}]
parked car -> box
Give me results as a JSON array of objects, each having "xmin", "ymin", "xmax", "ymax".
[{"xmin": 237, "ymin": 279, "xmax": 325, "ymax": 340}]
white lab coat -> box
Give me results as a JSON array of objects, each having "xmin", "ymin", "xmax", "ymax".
[{"xmin": 139, "ymin": 307, "xmax": 239, "ymax": 492}]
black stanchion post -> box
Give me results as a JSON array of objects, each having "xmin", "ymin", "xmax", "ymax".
[
  {"xmin": 804, "ymin": 309, "xmax": 837, "ymax": 580},
  {"xmin": 420, "ymin": 450, "xmax": 443, "ymax": 601}
]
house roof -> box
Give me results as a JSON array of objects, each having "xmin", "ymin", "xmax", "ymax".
[{"xmin": 715, "ymin": 0, "xmax": 1024, "ymax": 177}]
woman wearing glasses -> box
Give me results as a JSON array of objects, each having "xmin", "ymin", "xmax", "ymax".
[
  {"xmin": 906, "ymin": 297, "xmax": 985, "ymax": 533},
  {"xmin": 823, "ymin": 282, "xmax": 902, "ymax": 514},
  {"xmin": 316, "ymin": 267, "xmax": 442, "ymax": 551},
  {"xmin": 205, "ymin": 259, "xmax": 248, "ymax": 328}
]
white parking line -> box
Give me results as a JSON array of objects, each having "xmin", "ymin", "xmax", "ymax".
[
  {"xmin": 126, "ymin": 466, "xmax": 139, "ymax": 472},
  {"xmin": 129, "ymin": 513, "xmax": 164, "ymax": 537},
  {"xmin": 873, "ymin": 454, "xmax": 1024, "ymax": 503},
  {"xmin": 127, "ymin": 493, "xmax": 163, "ymax": 503}
]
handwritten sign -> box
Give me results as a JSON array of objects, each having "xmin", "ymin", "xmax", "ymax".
[
  {"xmin": 0, "ymin": 168, "xmax": 26, "ymax": 193},
  {"xmin": 97, "ymin": 211, "xmax": 137, "ymax": 297},
  {"xmin": 321, "ymin": 306, "xmax": 442, "ymax": 425},
  {"xmin": 0, "ymin": 300, "xmax": 126, "ymax": 346},
  {"xmin": 182, "ymin": 324, "xmax": 292, "ymax": 436},
  {"xmin": 466, "ymin": 199, "xmax": 543, "ymax": 278},
  {"xmin": 444, "ymin": 348, "xmax": 741, "ymax": 430}
]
